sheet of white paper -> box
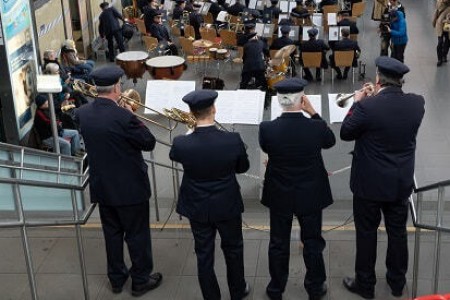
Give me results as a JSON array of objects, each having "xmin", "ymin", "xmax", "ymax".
[
  {"xmin": 327, "ymin": 13, "xmax": 337, "ymax": 25},
  {"xmin": 302, "ymin": 26, "xmax": 312, "ymax": 41},
  {"xmin": 271, "ymin": 95, "xmax": 322, "ymax": 120},
  {"xmin": 328, "ymin": 26, "xmax": 339, "ymax": 41},
  {"xmin": 312, "ymin": 13, "xmax": 323, "ymax": 27},
  {"xmin": 289, "ymin": 1, "xmax": 297, "ymax": 12},
  {"xmin": 255, "ymin": 23, "xmax": 265, "ymax": 36},
  {"xmin": 214, "ymin": 90, "xmax": 265, "ymax": 124},
  {"xmin": 280, "ymin": 1, "xmax": 289, "ymax": 12},
  {"xmin": 249, "ymin": 0, "xmax": 258, "ymax": 9},
  {"xmin": 145, "ymin": 80, "xmax": 195, "ymax": 114},
  {"xmin": 328, "ymin": 93, "xmax": 353, "ymax": 123}
]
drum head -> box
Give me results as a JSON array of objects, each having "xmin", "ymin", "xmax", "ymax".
[
  {"xmin": 116, "ymin": 51, "xmax": 149, "ymax": 61},
  {"xmin": 146, "ymin": 56, "xmax": 186, "ymax": 68}
]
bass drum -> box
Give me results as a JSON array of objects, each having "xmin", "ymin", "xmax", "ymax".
[{"xmin": 145, "ymin": 56, "xmax": 186, "ymax": 80}]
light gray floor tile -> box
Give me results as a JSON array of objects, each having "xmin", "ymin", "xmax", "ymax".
[{"xmin": 0, "ymin": 274, "xmax": 30, "ymax": 300}]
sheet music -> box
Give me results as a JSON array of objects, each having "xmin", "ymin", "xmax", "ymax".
[
  {"xmin": 277, "ymin": 25, "xmax": 299, "ymax": 41},
  {"xmin": 327, "ymin": 13, "xmax": 337, "ymax": 25},
  {"xmin": 302, "ymin": 26, "xmax": 312, "ymax": 41},
  {"xmin": 229, "ymin": 0, "xmax": 236, "ymax": 6},
  {"xmin": 249, "ymin": 0, "xmax": 258, "ymax": 9},
  {"xmin": 312, "ymin": 13, "xmax": 323, "ymax": 27},
  {"xmin": 164, "ymin": 1, "xmax": 173, "ymax": 12},
  {"xmin": 255, "ymin": 23, "xmax": 265, "ymax": 36},
  {"xmin": 278, "ymin": 13, "xmax": 289, "ymax": 23},
  {"xmin": 328, "ymin": 93, "xmax": 353, "ymax": 123},
  {"xmin": 262, "ymin": 24, "xmax": 275, "ymax": 37},
  {"xmin": 214, "ymin": 90, "xmax": 265, "ymax": 124},
  {"xmin": 256, "ymin": 0, "xmax": 265, "ymax": 10},
  {"xmin": 328, "ymin": 26, "xmax": 340, "ymax": 41},
  {"xmin": 280, "ymin": 1, "xmax": 289, "ymax": 12},
  {"xmin": 145, "ymin": 80, "xmax": 195, "ymax": 114},
  {"xmin": 201, "ymin": 3, "xmax": 212, "ymax": 15},
  {"xmin": 289, "ymin": 1, "xmax": 297, "ymax": 12},
  {"xmin": 271, "ymin": 95, "xmax": 322, "ymax": 120}
]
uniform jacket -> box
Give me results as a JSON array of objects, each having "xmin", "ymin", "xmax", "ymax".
[
  {"xmin": 270, "ymin": 36, "xmax": 295, "ymax": 50},
  {"xmin": 340, "ymin": 86, "xmax": 425, "ymax": 202},
  {"xmin": 259, "ymin": 113, "xmax": 335, "ymax": 216},
  {"xmin": 300, "ymin": 38, "xmax": 330, "ymax": 68},
  {"xmin": 169, "ymin": 126, "xmax": 250, "ymax": 222},
  {"xmin": 74, "ymin": 98, "xmax": 156, "ymax": 206},
  {"xmin": 227, "ymin": 3, "xmax": 245, "ymax": 16},
  {"xmin": 143, "ymin": 6, "xmax": 158, "ymax": 32},
  {"xmin": 337, "ymin": 18, "xmax": 359, "ymax": 34},
  {"xmin": 172, "ymin": 5, "xmax": 184, "ymax": 20},
  {"xmin": 149, "ymin": 23, "xmax": 171, "ymax": 42},
  {"xmin": 433, "ymin": 0, "xmax": 450, "ymax": 36},
  {"xmin": 330, "ymin": 37, "xmax": 360, "ymax": 66},
  {"xmin": 390, "ymin": 10, "xmax": 408, "ymax": 45},
  {"xmin": 99, "ymin": 6, "xmax": 123, "ymax": 38},
  {"xmin": 243, "ymin": 38, "xmax": 268, "ymax": 72}
]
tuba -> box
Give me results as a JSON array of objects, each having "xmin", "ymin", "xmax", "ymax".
[{"xmin": 72, "ymin": 80, "xmax": 98, "ymax": 97}]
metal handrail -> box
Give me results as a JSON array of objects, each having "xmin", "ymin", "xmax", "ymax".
[{"xmin": 410, "ymin": 178, "xmax": 450, "ymax": 297}]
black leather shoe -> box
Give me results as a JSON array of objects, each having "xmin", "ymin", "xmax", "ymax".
[
  {"xmin": 443, "ymin": 57, "xmax": 448, "ymax": 63},
  {"xmin": 243, "ymin": 282, "xmax": 251, "ymax": 298},
  {"xmin": 132, "ymin": 272, "xmax": 163, "ymax": 297},
  {"xmin": 111, "ymin": 285, "xmax": 123, "ymax": 294},
  {"xmin": 343, "ymin": 277, "xmax": 374, "ymax": 299},
  {"xmin": 309, "ymin": 284, "xmax": 327, "ymax": 300},
  {"xmin": 391, "ymin": 289, "xmax": 403, "ymax": 297}
]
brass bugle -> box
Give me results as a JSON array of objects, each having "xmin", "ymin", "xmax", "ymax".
[
  {"xmin": 335, "ymin": 83, "xmax": 375, "ymax": 108},
  {"xmin": 72, "ymin": 80, "xmax": 98, "ymax": 97}
]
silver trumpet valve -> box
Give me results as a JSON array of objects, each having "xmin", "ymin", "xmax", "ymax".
[{"xmin": 335, "ymin": 83, "xmax": 376, "ymax": 108}]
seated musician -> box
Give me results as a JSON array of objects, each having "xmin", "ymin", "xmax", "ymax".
[
  {"xmin": 143, "ymin": 0, "xmax": 162, "ymax": 32},
  {"xmin": 149, "ymin": 10, "xmax": 179, "ymax": 55},
  {"xmin": 318, "ymin": 0, "xmax": 338, "ymax": 12},
  {"xmin": 329, "ymin": 28, "xmax": 360, "ymax": 79},
  {"xmin": 291, "ymin": 0, "xmax": 311, "ymax": 19},
  {"xmin": 34, "ymin": 94, "xmax": 83, "ymax": 156},
  {"xmin": 270, "ymin": 25, "xmax": 297, "ymax": 76},
  {"xmin": 227, "ymin": 0, "xmax": 245, "ymax": 16},
  {"xmin": 172, "ymin": 0, "xmax": 185, "ymax": 21},
  {"xmin": 299, "ymin": 27, "xmax": 329, "ymax": 81},
  {"xmin": 337, "ymin": 12, "xmax": 359, "ymax": 34},
  {"xmin": 263, "ymin": 0, "xmax": 282, "ymax": 21},
  {"xmin": 240, "ymin": 32, "xmax": 269, "ymax": 90}
]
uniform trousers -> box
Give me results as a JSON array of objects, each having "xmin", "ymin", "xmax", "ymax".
[
  {"xmin": 267, "ymin": 209, "xmax": 326, "ymax": 298},
  {"xmin": 353, "ymin": 195, "xmax": 408, "ymax": 293},
  {"xmin": 99, "ymin": 201, "xmax": 153, "ymax": 287},
  {"xmin": 437, "ymin": 32, "xmax": 450, "ymax": 62},
  {"xmin": 189, "ymin": 215, "xmax": 246, "ymax": 300},
  {"xmin": 240, "ymin": 70, "xmax": 267, "ymax": 90},
  {"xmin": 106, "ymin": 30, "xmax": 125, "ymax": 61}
]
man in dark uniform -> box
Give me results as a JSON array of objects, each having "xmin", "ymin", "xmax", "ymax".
[
  {"xmin": 74, "ymin": 66, "xmax": 163, "ymax": 297},
  {"xmin": 263, "ymin": 0, "xmax": 282, "ymax": 21},
  {"xmin": 259, "ymin": 78, "xmax": 335, "ymax": 300},
  {"xmin": 270, "ymin": 25, "xmax": 295, "ymax": 50},
  {"xmin": 318, "ymin": 0, "xmax": 337, "ymax": 12},
  {"xmin": 337, "ymin": 12, "xmax": 359, "ymax": 34},
  {"xmin": 149, "ymin": 10, "xmax": 179, "ymax": 55},
  {"xmin": 143, "ymin": 0, "xmax": 161, "ymax": 32},
  {"xmin": 190, "ymin": 3, "xmax": 204, "ymax": 40},
  {"xmin": 98, "ymin": 2, "xmax": 125, "ymax": 62},
  {"xmin": 299, "ymin": 27, "xmax": 329, "ymax": 81},
  {"xmin": 329, "ymin": 28, "xmax": 360, "ymax": 79},
  {"xmin": 172, "ymin": 0, "xmax": 185, "ymax": 20},
  {"xmin": 237, "ymin": 21, "xmax": 257, "ymax": 46},
  {"xmin": 291, "ymin": 0, "xmax": 311, "ymax": 19},
  {"xmin": 240, "ymin": 32, "xmax": 269, "ymax": 90},
  {"xmin": 227, "ymin": 0, "xmax": 246, "ymax": 16},
  {"xmin": 341, "ymin": 57, "xmax": 424, "ymax": 299},
  {"xmin": 169, "ymin": 90, "xmax": 251, "ymax": 300}
]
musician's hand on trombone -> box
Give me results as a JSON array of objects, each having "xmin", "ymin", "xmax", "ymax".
[{"xmin": 301, "ymin": 95, "xmax": 317, "ymax": 116}]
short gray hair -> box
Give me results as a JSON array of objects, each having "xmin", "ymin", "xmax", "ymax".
[
  {"xmin": 278, "ymin": 91, "xmax": 303, "ymax": 108},
  {"xmin": 377, "ymin": 71, "xmax": 403, "ymax": 87},
  {"xmin": 96, "ymin": 84, "xmax": 115, "ymax": 94}
]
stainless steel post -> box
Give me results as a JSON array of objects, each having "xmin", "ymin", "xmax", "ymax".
[
  {"xmin": 411, "ymin": 192, "xmax": 422, "ymax": 298},
  {"xmin": 150, "ymin": 151, "xmax": 160, "ymax": 221},
  {"xmin": 71, "ymin": 189, "xmax": 90, "ymax": 300},
  {"xmin": 432, "ymin": 186, "xmax": 445, "ymax": 293},
  {"xmin": 47, "ymin": 93, "xmax": 61, "ymax": 154}
]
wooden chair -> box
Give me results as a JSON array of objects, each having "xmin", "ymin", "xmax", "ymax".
[
  {"xmin": 219, "ymin": 30, "xmax": 237, "ymax": 48},
  {"xmin": 179, "ymin": 37, "xmax": 210, "ymax": 72},
  {"xmin": 142, "ymin": 36, "xmax": 158, "ymax": 55},
  {"xmin": 204, "ymin": 12, "xmax": 214, "ymax": 25},
  {"xmin": 171, "ymin": 24, "xmax": 182, "ymax": 38},
  {"xmin": 200, "ymin": 28, "xmax": 219, "ymax": 46},
  {"xmin": 184, "ymin": 25, "xmax": 196, "ymax": 39},
  {"xmin": 301, "ymin": 52, "xmax": 323, "ymax": 84},
  {"xmin": 135, "ymin": 18, "xmax": 148, "ymax": 42},
  {"xmin": 351, "ymin": 1, "xmax": 366, "ymax": 18},
  {"xmin": 332, "ymin": 50, "xmax": 355, "ymax": 84}
]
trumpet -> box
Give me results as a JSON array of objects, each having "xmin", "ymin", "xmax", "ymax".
[{"xmin": 335, "ymin": 82, "xmax": 376, "ymax": 108}]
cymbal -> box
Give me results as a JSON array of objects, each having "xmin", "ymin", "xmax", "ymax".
[
  {"xmin": 192, "ymin": 39, "xmax": 214, "ymax": 48},
  {"xmin": 274, "ymin": 45, "xmax": 297, "ymax": 59}
]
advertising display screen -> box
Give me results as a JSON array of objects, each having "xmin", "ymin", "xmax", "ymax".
[{"xmin": 0, "ymin": 0, "xmax": 39, "ymax": 139}]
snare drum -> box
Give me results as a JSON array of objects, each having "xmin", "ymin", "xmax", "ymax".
[
  {"xmin": 216, "ymin": 49, "xmax": 228, "ymax": 60},
  {"xmin": 209, "ymin": 48, "xmax": 218, "ymax": 59},
  {"xmin": 145, "ymin": 56, "xmax": 186, "ymax": 80},
  {"xmin": 116, "ymin": 51, "xmax": 148, "ymax": 83}
]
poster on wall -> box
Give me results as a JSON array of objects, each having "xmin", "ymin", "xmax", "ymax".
[{"xmin": 0, "ymin": 0, "xmax": 38, "ymax": 139}]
